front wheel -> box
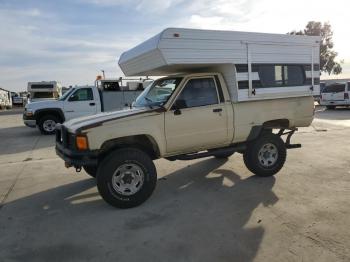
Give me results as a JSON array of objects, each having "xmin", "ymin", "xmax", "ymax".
[
  {"xmin": 83, "ymin": 165, "xmax": 97, "ymax": 178},
  {"xmin": 38, "ymin": 115, "xmax": 59, "ymax": 135},
  {"xmin": 243, "ymin": 132, "xmax": 286, "ymax": 177},
  {"xmin": 326, "ymin": 105, "xmax": 336, "ymax": 110},
  {"xmin": 96, "ymin": 148, "xmax": 157, "ymax": 208}
]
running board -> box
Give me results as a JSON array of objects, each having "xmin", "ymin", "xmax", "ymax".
[{"xmin": 167, "ymin": 144, "xmax": 246, "ymax": 161}]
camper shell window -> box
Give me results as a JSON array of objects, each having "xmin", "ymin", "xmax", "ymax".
[
  {"xmin": 258, "ymin": 65, "xmax": 305, "ymax": 88},
  {"xmin": 32, "ymin": 92, "xmax": 54, "ymax": 99},
  {"xmin": 31, "ymin": 84, "xmax": 54, "ymax": 89}
]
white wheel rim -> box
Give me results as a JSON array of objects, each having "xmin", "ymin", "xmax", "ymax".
[
  {"xmin": 43, "ymin": 120, "xmax": 56, "ymax": 132},
  {"xmin": 112, "ymin": 163, "xmax": 145, "ymax": 196},
  {"xmin": 258, "ymin": 143, "xmax": 278, "ymax": 168}
]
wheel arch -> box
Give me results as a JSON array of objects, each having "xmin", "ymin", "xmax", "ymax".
[
  {"xmin": 99, "ymin": 134, "xmax": 160, "ymax": 160},
  {"xmin": 247, "ymin": 119, "xmax": 290, "ymax": 141},
  {"xmin": 35, "ymin": 108, "xmax": 65, "ymax": 122}
]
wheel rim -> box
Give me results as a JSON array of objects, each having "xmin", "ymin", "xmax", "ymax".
[
  {"xmin": 43, "ymin": 119, "xmax": 56, "ymax": 132},
  {"xmin": 111, "ymin": 163, "xmax": 145, "ymax": 196},
  {"xmin": 258, "ymin": 143, "xmax": 278, "ymax": 168}
]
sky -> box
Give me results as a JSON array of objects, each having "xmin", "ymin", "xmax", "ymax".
[{"xmin": 0, "ymin": 0, "xmax": 349, "ymax": 91}]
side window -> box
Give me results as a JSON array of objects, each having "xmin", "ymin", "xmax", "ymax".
[
  {"xmin": 69, "ymin": 88, "xmax": 93, "ymax": 101},
  {"xmin": 175, "ymin": 78, "xmax": 218, "ymax": 109},
  {"xmin": 259, "ymin": 65, "xmax": 305, "ymax": 87}
]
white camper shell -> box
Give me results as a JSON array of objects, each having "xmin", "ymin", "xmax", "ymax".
[
  {"xmin": 27, "ymin": 81, "xmax": 62, "ymax": 102},
  {"xmin": 119, "ymin": 28, "xmax": 320, "ymax": 102}
]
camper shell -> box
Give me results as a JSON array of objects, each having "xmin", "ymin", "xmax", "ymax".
[
  {"xmin": 27, "ymin": 81, "xmax": 62, "ymax": 102},
  {"xmin": 119, "ymin": 28, "xmax": 320, "ymax": 102}
]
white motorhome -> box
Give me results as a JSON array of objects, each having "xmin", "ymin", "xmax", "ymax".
[
  {"xmin": 55, "ymin": 28, "xmax": 320, "ymax": 208},
  {"xmin": 27, "ymin": 81, "xmax": 62, "ymax": 102},
  {"xmin": 0, "ymin": 88, "xmax": 12, "ymax": 109}
]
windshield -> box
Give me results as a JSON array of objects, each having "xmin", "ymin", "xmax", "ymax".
[
  {"xmin": 59, "ymin": 88, "xmax": 75, "ymax": 101},
  {"xmin": 133, "ymin": 77, "xmax": 183, "ymax": 108}
]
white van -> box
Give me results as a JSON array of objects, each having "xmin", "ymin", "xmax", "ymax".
[{"xmin": 320, "ymin": 82, "xmax": 350, "ymax": 109}]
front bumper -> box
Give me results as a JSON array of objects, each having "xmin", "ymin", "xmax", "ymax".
[
  {"xmin": 24, "ymin": 120, "xmax": 36, "ymax": 128},
  {"xmin": 55, "ymin": 125, "xmax": 98, "ymax": 167},
  {"xmin": 320, "ymin": 100, "xmax": 350, "ymax": 106},
  {"xmin": 55, "ymin": 143, "xmax": 98, "ymax": 167},
  {"xmin": 23, "ymin": 113, "xmax": 36, "ymax": 128}
]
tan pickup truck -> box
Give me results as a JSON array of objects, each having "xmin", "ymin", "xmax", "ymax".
[{"xmin": 56, "ymin": 28, "xmax": 320, "ymax": 208}]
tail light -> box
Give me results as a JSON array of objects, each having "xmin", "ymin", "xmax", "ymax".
[{"xmin": 344, "ymin": 93, "xmax": 349, "ymax": 99}]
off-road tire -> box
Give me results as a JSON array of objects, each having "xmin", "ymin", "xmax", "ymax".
[
  {"xmin": 96, "ymin": 148, "xmax": 157, "ymax": 209},
  {"xmin": 243, "ymin": 132, "xmax": 286, "ymax": 177},
  {"xmin": 38, "ymin": 115, "xmax": 59, "ymax": 135},
  {"xmin": 83, "ymin": 165, "xmax": 97, "ymax": 178}
]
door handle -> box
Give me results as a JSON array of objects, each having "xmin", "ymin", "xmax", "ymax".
[
  {"xmin": 213, "ymin": 108, "xmax": 222, "ymax": 113},
  {"xmin": 89, "ymin": 102, "xmax": 95, "ymax": 106}
]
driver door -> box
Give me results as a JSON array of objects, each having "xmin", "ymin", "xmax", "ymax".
[
  {"xmin": 164, "ymin": 77, "xmax": 229, "ymax": 154},
  {"xmin": 64, "ymin": 88, "xmax": 97, "ymax": 120}
]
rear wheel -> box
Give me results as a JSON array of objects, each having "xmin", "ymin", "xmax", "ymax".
[
  {"xmin": 96, "ymin": 148, "xmax": 157, "ymax": 208},
  {"xmin": 38, "ymin": 115, "xmax": 60, "ymax": 135},
  {"xmin": 83, "ymin": 165, "xmax": 97, "ymax": 178},
  {"xmin": 243, "ymin": 132, "xmax": 286, "ymax": 177}
]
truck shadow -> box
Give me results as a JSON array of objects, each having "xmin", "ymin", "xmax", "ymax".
[
  {"xmin": 1, "ymin": 157, "xmax": 278, "ymax": 261},
  {"xmin": 315, "ymin": 106, "xmax": 350, "ymax": 120},
  {"xmin": 0, "ymin": 125, "xmax": 54, "ymax": 155}
]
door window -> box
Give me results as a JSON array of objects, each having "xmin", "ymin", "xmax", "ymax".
[
  {"xmin": 69, "ymin": 88, "xmax": 93, "ymax": 101},
  {"xmin": 175, "ymin": 78, "xmax": 218, "ymax": 109}
]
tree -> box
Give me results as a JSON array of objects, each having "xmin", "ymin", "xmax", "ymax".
[{"xmin": 289, "ymin": 21, "xmax": 342, "ymax": 75}]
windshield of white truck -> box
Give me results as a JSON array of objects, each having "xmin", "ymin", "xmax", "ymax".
[
  {"xmin": 59, "ymin": 88, "xmax": 75, "ymax": 101},
  {"xmin": 133, "ymin": 77, "xmax": 183, "ymax": 108}
]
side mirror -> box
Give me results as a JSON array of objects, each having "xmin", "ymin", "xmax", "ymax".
[
  {"xmin": 172, "ymin": 99, "xmax": 187, "ymax": 115},
  {"xmin": 174, "ymin": 99, "xmax": 187, "ymax": 109},
  {"xmin": 68, "ymin": 94, "xmax": 78, "ymax": 101}
]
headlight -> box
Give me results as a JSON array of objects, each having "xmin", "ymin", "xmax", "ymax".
[{"xmin": 25, "ymin": 109, "xmax": 34, "ymax": 117}]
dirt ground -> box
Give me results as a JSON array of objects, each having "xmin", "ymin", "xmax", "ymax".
[{"xmin": 0, "ymin": 107, "xmax": 349, "ymax": 262}]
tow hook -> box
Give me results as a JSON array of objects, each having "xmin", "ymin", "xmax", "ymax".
[{"xmin": 75, "ymin": 166, "xmax": 82, "ymax": 172}]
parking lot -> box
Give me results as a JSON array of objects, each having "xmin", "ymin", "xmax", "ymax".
[{"xmin": 0, "ymin": 107, "xmax": 349, "ymax": 262}]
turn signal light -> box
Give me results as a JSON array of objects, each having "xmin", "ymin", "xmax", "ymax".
[{"xmin": 76, "ymin": 135, "xmax": 88, "ymax": 150}]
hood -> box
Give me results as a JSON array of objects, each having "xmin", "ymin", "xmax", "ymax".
[
  {"xmin": 64, "ymin": 107, "xmax": 158, "ymax": 133},
  {"xmin": 26, "ymin": 99, "xmax": 61, "ymax": 111}
]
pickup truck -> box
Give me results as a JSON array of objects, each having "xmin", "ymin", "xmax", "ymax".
[
  {"xmin": 23, "ymin": 79, "xmax": 145, "ymax": 134},
  {"xmin": 55, "ymin": 28, "xmax": 319, "ymax": 208}
]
